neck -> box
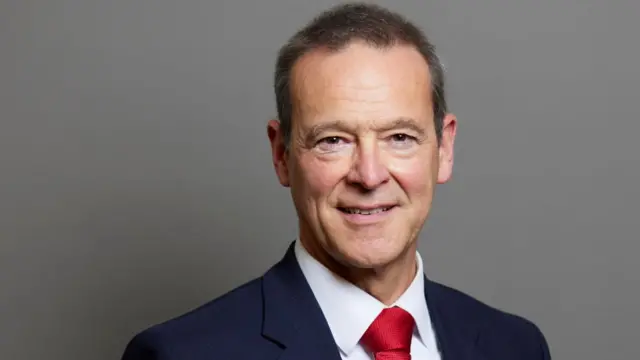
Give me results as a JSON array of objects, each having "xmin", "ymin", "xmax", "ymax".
[{"xmin": 299, "ymin": 234, "xmax": 418, "ymax": 306}]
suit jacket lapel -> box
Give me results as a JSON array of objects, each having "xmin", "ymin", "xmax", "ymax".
[
  {"xmin": 424, "ymin": 277, "xmax": 489, "ymax": 360},
  {"xmin": 261, "ymin": 242, "xmax": 342, "ymax": 360}
]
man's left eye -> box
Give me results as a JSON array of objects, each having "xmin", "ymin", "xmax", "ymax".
[{"xmin": 391, "ymin": 133, "xmax": 414, "ymax": 142}]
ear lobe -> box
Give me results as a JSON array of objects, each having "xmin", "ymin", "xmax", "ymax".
[
  {"xmin": 267, "ymin": 119, "xmax": 291, "ymax": 187},
  {"xmin": 437, "ymin": 114, "xmax": 457, "ymax": 184}
]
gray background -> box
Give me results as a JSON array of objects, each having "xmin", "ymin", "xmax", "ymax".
[{"xmin": 1, "ymin": 0, "xmax": 638, "ymax": 359}]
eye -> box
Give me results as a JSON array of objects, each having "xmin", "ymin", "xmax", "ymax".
[
  {"xmin": 390, "ymin": 133, "xmax": 417, "ymax": 143},
  {"xmin": 388, "ymin": 133, "xmax": 418, "ymax": 149},
  {"xmin": 391, "ymin": 133, "xmax": 411, "ymax": 142},
  {"xmin": 320, "ymin": 136, "xmax": 343, "ymax": 145},
  {"xmin": 316, "ymin": 136, "xmax": 350, "ymax": 152}
]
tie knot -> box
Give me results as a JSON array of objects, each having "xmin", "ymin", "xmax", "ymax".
[{"xmin": 361, "ymin": 306, "xmax": 415, "ymax": 355}]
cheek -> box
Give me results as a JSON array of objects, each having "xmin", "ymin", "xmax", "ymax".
[
  {"xmin": 389, "ymin": 156, "xmax": 437, "ymax": 198},
  {"xmin": 297, "ymin": 157, "xmax": 349, "ymax": 199}
]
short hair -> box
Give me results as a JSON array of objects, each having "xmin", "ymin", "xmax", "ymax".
[{"xmin": 274, "ymin": 2, "xmax": 448, "ymax": 148}]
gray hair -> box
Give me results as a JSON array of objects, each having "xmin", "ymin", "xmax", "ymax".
[{"xmin": 274, "ymin": 2, "xmax": 448, "ymax": 148}]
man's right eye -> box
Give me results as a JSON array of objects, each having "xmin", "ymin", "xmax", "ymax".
[
  {"xmin": 315, "ymin": 136, "xmax": 350, "ymax": 152},
  {"xmin": 319, "ymin": 136, "xmax": 342, "ymax": 145}
]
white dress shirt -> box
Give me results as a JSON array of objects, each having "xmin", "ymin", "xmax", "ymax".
[{"xmin": 295, "ymin": 240, "xmax": 442, "ymax": 360}]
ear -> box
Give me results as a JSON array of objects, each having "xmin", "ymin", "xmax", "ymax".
[
  {"xmin": 437, "ymin": 113, "xmax": 457, "ymax": 184},
  {"xmin": 267, "ymin": 119, "xmax": 291, "ymax": 187}
]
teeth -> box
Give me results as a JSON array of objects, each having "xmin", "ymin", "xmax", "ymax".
[{"xmin": 343, "ymin": 207, "xmax": 390, "ymax": 215}]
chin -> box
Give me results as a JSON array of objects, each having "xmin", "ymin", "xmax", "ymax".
[{"xmin": 328, "ymin": 233, "xmax": 410, "ymax": 269}]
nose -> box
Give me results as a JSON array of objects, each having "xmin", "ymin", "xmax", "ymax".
[{"xmin": 346, "ymin": 140, "xmax": 390, "ymax": 190}]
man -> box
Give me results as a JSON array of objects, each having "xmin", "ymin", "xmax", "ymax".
[{"xmin": 122, "ymin": 3, "xmax": 551, "ymax": 359}]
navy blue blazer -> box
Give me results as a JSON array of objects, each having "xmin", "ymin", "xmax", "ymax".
[{"xmin": 122, "ymin": 242, "xmax": 551, "ymax": 360}]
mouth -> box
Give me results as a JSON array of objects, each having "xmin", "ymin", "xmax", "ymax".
[{"xmin": 337, "ymin": 205, "xmax": 396, "ymax": 215}]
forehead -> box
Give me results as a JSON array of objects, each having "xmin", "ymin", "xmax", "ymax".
[{"xmin": 290, "ymin": 42, "xmax": 433, "ymax": 125}]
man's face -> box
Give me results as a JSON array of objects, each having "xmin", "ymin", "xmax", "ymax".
[{"xmin": 268, "ymin": 42, "xmax": 456, "ymax": 270}]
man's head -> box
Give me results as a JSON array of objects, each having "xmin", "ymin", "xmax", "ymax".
[{"xmin": 267, "ymin": 3, "xmax": 457, "ymax": 279}]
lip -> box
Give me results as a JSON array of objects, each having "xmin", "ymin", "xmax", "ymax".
[
  {"xmin": 337, "ymin": 205, "xmax": 397, "ymax": 225},
  {"xmin": 337, "ymin": 203, "xmax": 397, "ymax": 210}
]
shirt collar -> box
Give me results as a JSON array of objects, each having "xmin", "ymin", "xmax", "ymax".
[{"xmin": 294, "ymin": 240, "xmax": 437, "ymax": 356}]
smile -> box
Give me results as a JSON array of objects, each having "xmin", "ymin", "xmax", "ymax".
[
  {"xmin": 337, "ymin": 205, "xmax": 397, "ymax": 225},
  {"xmin": 338, "ymin": 206, "xmax": 394, "ymax": 215}
]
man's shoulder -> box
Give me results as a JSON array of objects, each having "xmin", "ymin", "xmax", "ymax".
[
  {"xmin": 121, "ymin": 276, "xmax": 277, "ymax": 359},
  {"xmin": 429, "ymin": 280, "xmax": 529, "ymax": 322},
  {"xmin": 429, "ymin": 280, "xmax": 551, "ymax": 358}
]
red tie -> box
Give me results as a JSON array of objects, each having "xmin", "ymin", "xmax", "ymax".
[{"xmin": 361, "ymin": 306, "xmax": 415, "ymax": 360}]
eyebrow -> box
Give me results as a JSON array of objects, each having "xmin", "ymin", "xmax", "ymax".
[{"xmin": 306, "ymin": 117, "xmax": 427, "ymax": 142}]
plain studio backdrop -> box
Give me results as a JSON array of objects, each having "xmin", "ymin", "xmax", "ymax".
[{"xmin": 1, "ymin": 0, "xmax": 638, "ymax": 359}]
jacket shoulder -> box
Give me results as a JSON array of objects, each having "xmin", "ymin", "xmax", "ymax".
[
  {"xmin": 121, "ymin": 277, "xmax": 280, "ymax": 360},
  {"xmin": 429, "ymin": 281, "xmax": 551, "ymax": 359}
]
